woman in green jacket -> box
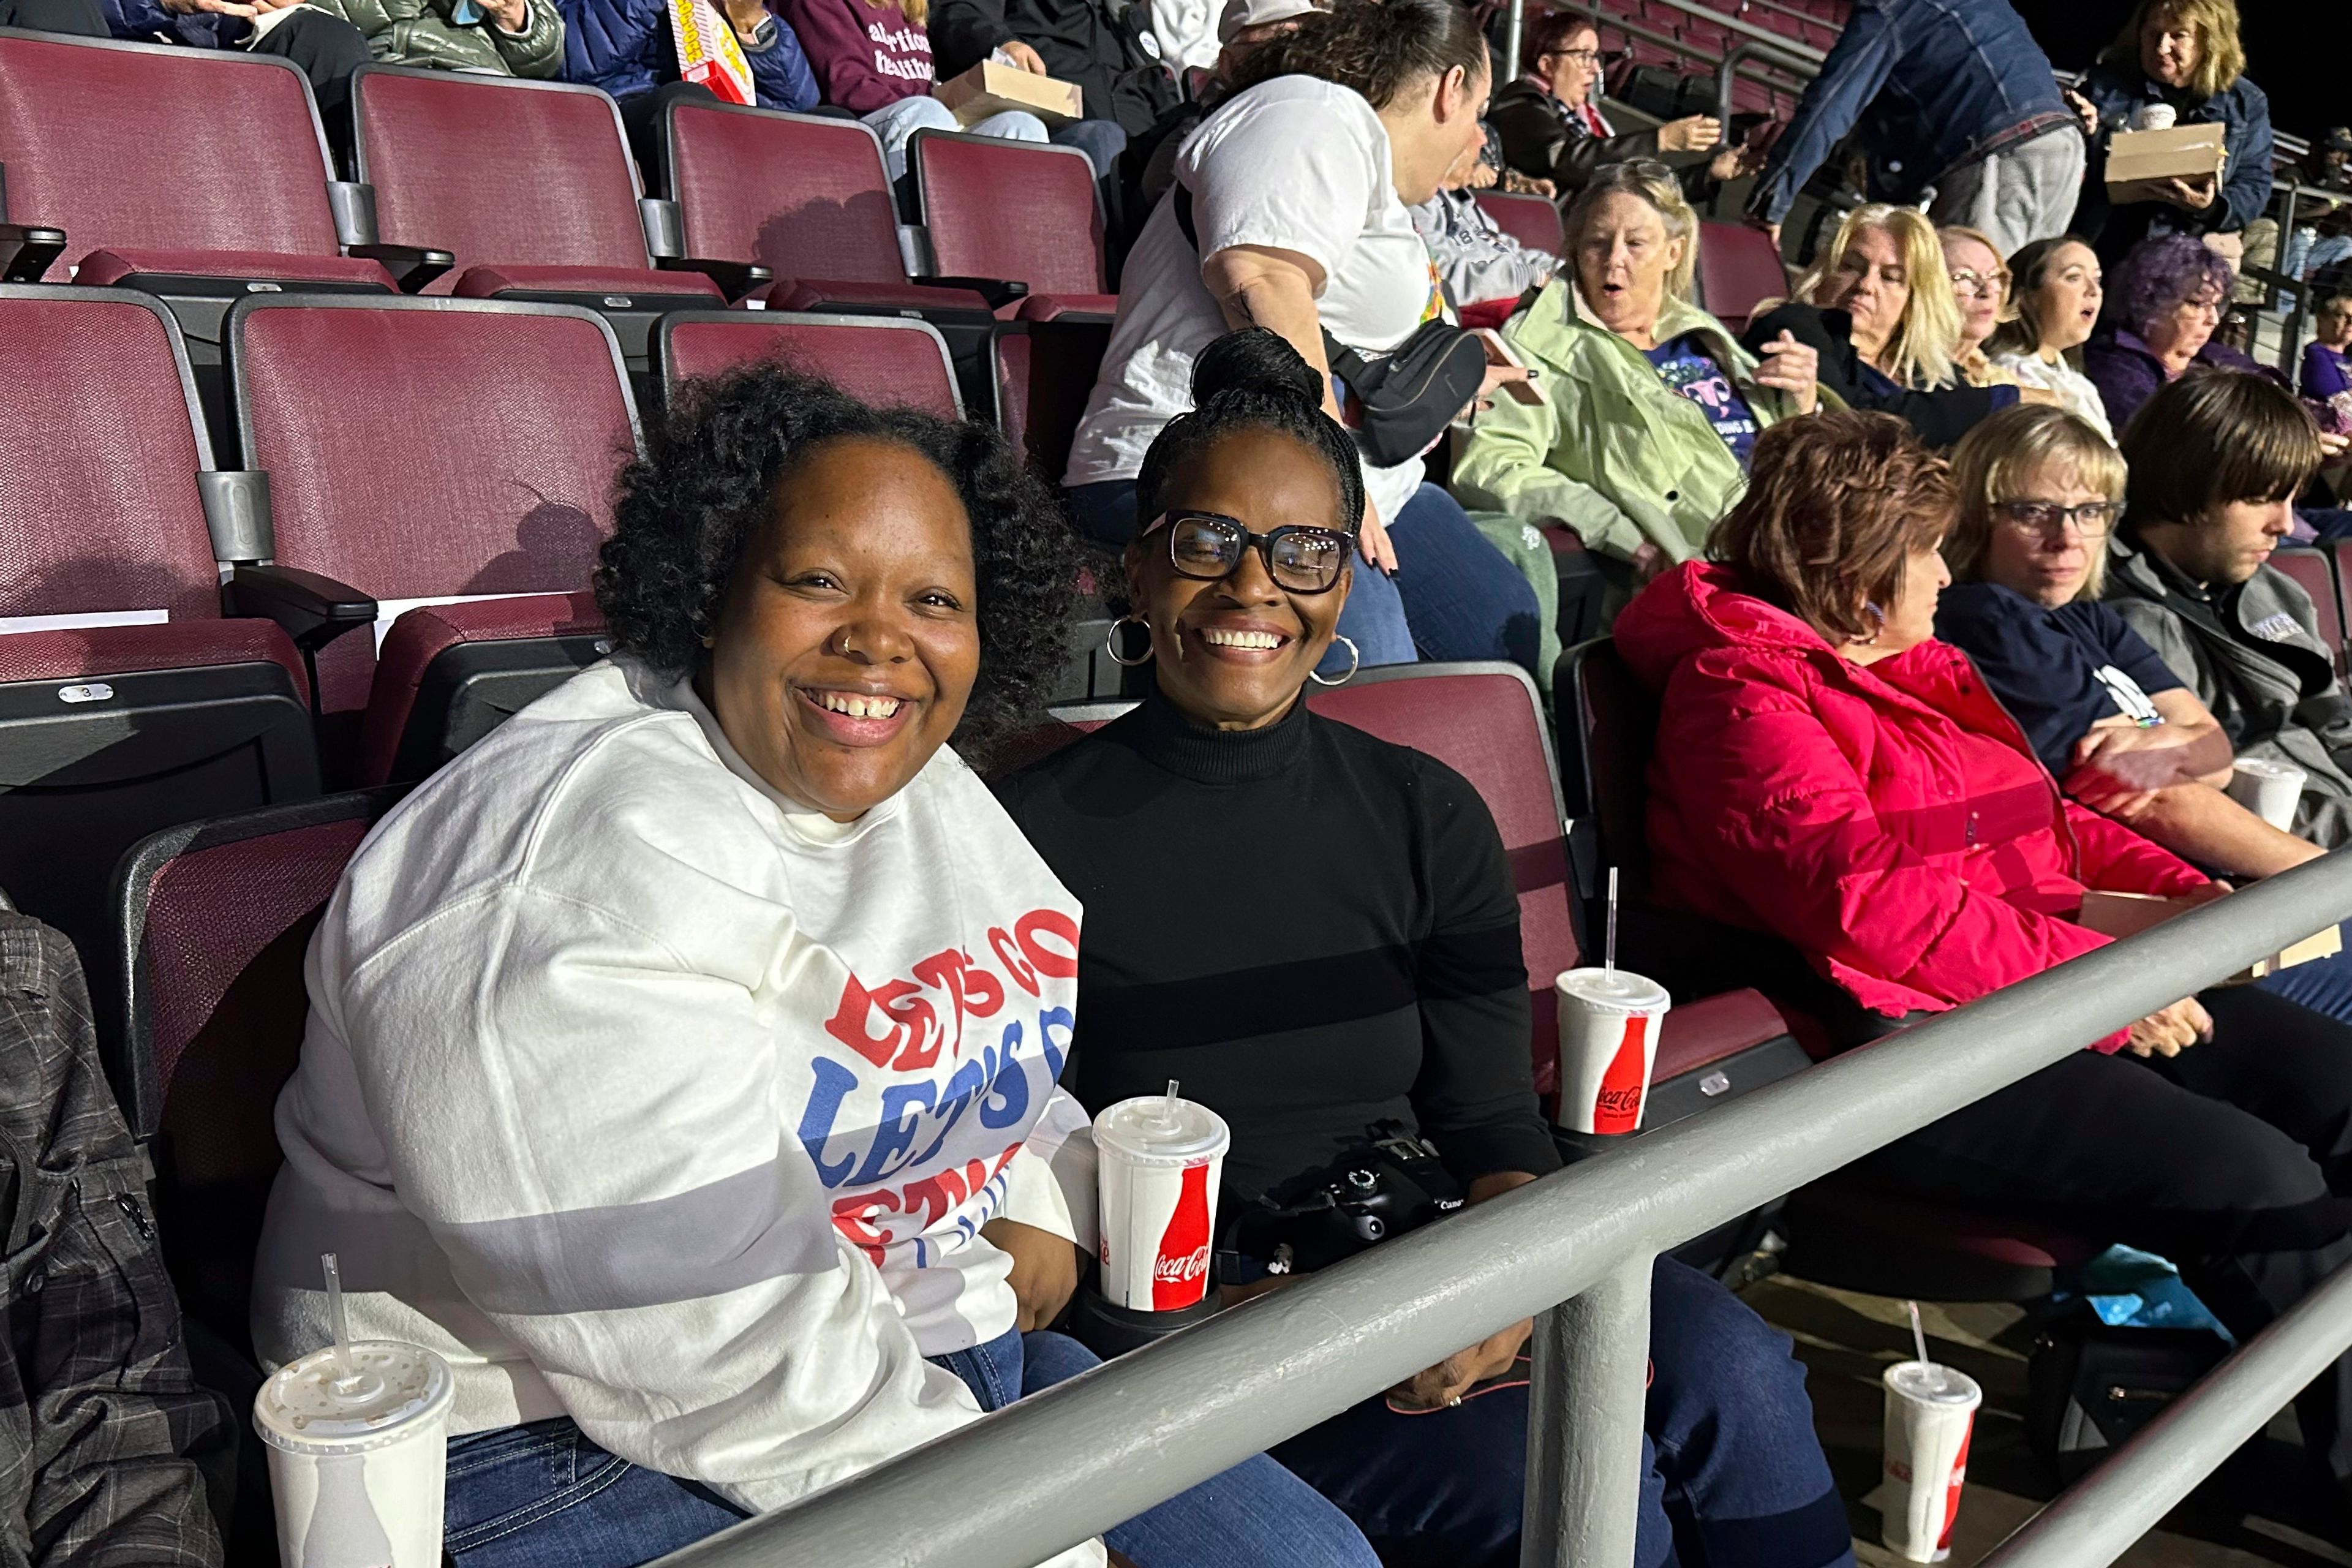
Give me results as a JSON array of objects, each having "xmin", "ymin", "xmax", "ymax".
[
  {"xmin": 307, "ymin": 0, "xmax": 564, "ymax": 75},
  {"xmin": 1455, "ymin": 159, "xmax": 1824, "ymax": 597}
]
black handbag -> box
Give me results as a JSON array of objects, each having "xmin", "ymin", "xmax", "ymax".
[
  {"xmin": 1172, "ymin": 189, "xmax": 1488, "ymax": 468},
  {"xmin": 2026, "ymin": 1321, "xmax": 2230, "ymax": 1482}
]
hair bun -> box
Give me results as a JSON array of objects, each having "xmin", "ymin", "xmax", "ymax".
[{"xmin": 1190, "ymin": 327, "xmax": 1324, "ymax": 409}]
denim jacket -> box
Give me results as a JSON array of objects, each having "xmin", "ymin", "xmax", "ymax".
[
  {"xmin": 1749, "ymin": 0, "xmax": 2070, "ymax": 225},
  {"xmin": 2075, "ymin": 62, "xmax": 2275, "ymax": 254}
]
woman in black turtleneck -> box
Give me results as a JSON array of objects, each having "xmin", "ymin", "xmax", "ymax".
[{"xmin": 993, "ymin": 330, "xmax": 1854, "ymax": 1568}]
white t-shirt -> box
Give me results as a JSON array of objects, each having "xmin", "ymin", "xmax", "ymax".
[
  {"xmin": 1991, "ymin": 349, "xmax": 2115, "ymax": 442},
  {"xmin": 1063, "ymin": 75, "xmax": 1446, "ymax": 525}
]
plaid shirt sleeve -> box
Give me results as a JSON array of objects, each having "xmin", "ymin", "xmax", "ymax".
[{"xmin": 1, "ymin": 913, "xmax": 230, "ymax": 1566}]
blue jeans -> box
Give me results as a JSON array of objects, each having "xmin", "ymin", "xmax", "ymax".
[
  {"xmin": 1270, "ymin": 1258, "xmax": 1856, "ymax": 1568},
  {"xmin": 1386, "ymin": 483, "xmax": 1544, "ymax": 676},
  {"xmin": 864, "ymin": 94, "xmax": 1046, "ymax": 184},
  {"xmin": 929, "ymin": 1329, "xmax": 1379, "ymax": 1568},
  {"xmin": 2256, "ymin": 925, "xmax": 2352, "ymax": 1024},
  {"xmin": 1063, "ymin": 477, "xmax": 1416, "ymax": 679}
]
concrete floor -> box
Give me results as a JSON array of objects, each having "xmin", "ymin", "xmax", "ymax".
[{"xmin": 1738, "ymin": 1275, "xmax": 2351, "ymax": 1568}]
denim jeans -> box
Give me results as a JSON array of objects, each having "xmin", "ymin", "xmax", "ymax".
[
  {"xmin": 2256, "ymin": 925, "xmax": 2352, "ymax": 1025},
  {"xmin": 930, "ymin": 1329, "xmax": 1380, "ymax": 1568},
  {"xmin": 1270, "ymin": 1258, "xmax": 1856, "ymax": 1568},
  {"xmin": 1062, "ymin": 477, "xmax": 1417, "ymax": 679},
  {"xmin": 864, "ymin": 94, "xmax": 1046, "ymax": 183},
  {"xmin": 443, "ymin": 1419, "xmax": 747, "ymax": 1567},
  {"xmin": 1386, "ymin": 483, "xmax": 1544, "ymax": 676}
]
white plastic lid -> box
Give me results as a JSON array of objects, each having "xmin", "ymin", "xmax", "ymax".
[
  {"xmin": 1554, "ymin": 967, "xmax": 1670, "ymax": 1014},
  {"xmin": 2233, "ymin": 757, "xmax": 2303, "ymax": 780},
  {"xmin": 1884, "ymin": 1360, "xmax": 1983, "ymax": 1406},
  {"xmin": 254, "ymin": 1342, "xmax": 454, "ymax": 1455},
  {"xmin": 1093, "ymin": 1093, "xmax": 1231, "ymax": 1164}
]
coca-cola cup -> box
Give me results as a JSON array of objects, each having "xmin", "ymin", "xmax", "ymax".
[
  {"xmin": 254, "ymin": 1340, "xmax": 454, "ymax": 1568},
  {"xmin": 1880, "ymin": 1360, "xmax": 1982, "ymax": 1563},
  {"xmin": 1555, "ymin": 968, "xmax": 1672, "ymax": 1135},
  {"xmin": 1093, "ymin": 1084, "xmax": 1229, "ymax": 1311}
]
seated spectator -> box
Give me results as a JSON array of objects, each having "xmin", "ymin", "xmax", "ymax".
[
  {"xmin": 1486, "ymin": 11, "xmax": 1743, "ymax": 203},
  {"xmin": 1745, "ymin": 0, "xmax": 2079, "ymax": 258},
  {"xmin": 2302, "ymin": 290, "xmax": 2352, "ymax": 437},
  {"xmin": 2082, "ymin": 234, "xmax": 2271, "ymax": 431},
  {"xmin": 298, "ymin": 0, "xmax": 560, "ymax": 75},
  {"xmin": 1455, "ymin": 160, "xmax": 1817, "ymax": 601},
  {"xmin": 1986, "ymin": 236, "xmax": 2116, "ymax": 439},
  {"xmin": 1744, "ymin": 203, "xmax": 2035, "ymax": 447},
  {"xmin": 86, "ymin": 0, "xmax": 374, "ymax": 155},
  {"xmin": 1124, "ymin": 0, "xmax": 1321, "ymax": 239},
  {"xmin": 2317, "ymin": 127, "xmax": 2352, "ymax": 195},
  {"xmin": 251, "ymin": 366, "xmax": 1379, "ymax": 1568},
  {"xmin": 1063, "ymin": 0, "xmax": 1543, "ymax": 680},
  {"xmin": 2073, "ymin": 0, "xmax": 2272, "ymax": 270},
  {"xmin": 997, "ymin": 329, "xmax": 1856, "ymax": 1568},
  {"xmin": 2288, "ymin": 200, "xmax": 2352, "ymax": 288},
  {"xmin": 2104, "ymin": 371, "xmax": 2352, "ymax": 849},
  {"xmin": 929, "ymin": 0, "xmax": 1175, "ymax": 182},
  {"xmin": 779, "ymin": 0, "xmax": 1060, "ymax": 184},
  {"xmin": 1937, "ymin": 403, "xmax": 2352, "ymax": 1020},
  {"xmin": 1615, "ymin": 410, "xmax": 2352, "ymax": 1513},
  {"xmin": 1939, "ymin": 224, "xmax": 2019, "ymax": 389},
  {"xmin": 1410, "ymin": 127, "xmax": 1558, "ymax": 318},
  {"xmin": 562, "ymin": 0, "xmax": 813, "ymax": 184}
]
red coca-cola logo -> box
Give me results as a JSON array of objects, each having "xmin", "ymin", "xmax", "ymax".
[
  {"xmin": 1592, "ymin": 1016, "xmax": 1653, "ymax": 1134},
  {"xmin": 1152, "ymin": 1163, "xmax": 1213, "ymax": 1310},
  {"xmin": 1155, "ymin": 1245, "xmax": 1210, "ymax": 1285}
]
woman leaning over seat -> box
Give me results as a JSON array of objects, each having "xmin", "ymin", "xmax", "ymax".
[
  {"xmin": 250, "ymin": 368, "xmax": 1379, "ymax": 1568},
  {"xmin": 1062, "ymin": 0, "xmax": 1544, "ymax": 681},
  {"xmin": 1454, "ymin": 160, "xmax": 1820, "ymax": 602},
  {"xmin": 1744, "ymin": 203, "xmax": 2048, "ymax": 446},
  {"xmin": 998, "ymin": 328, "xmax": 1854, "ymax": 1568},
  {"xmin": 1985, "ymin": 236, "xmax": 2115, "ymax": 439},
  {"xmin": 1613, "ymin": 409, "xmax": 2352, "ymax": 1514}
]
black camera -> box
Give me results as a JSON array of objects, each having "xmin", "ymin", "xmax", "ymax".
[{"xmin": 1219, "ymin": 1124, "xmax": 1464, "ymax": 1277}]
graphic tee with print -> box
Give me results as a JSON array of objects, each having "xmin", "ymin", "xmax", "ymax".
[{"xmin": 1642, "ymin": 334, "xmax": 1760, "ymax": 468}]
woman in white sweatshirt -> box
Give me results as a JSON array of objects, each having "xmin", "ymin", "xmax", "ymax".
[{"xmin": 252, "ymin": 368, "xmax": 1380, "ymax": 1568}]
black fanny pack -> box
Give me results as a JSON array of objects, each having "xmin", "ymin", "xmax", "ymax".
[{"xmin": 1172, "ymin": 187, "xmax": 1486, "ymax": 469}]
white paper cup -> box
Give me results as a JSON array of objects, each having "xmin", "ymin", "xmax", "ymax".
[
  {"xmin": 2226, "ymin": 757, "xmax": 2306, "ymax": 831},
  {"xmin": 1881, "ymin": 1360, "xmax": 1981, "ymax": 1563},
  {"xmin": 2133, "ymin": 102, "xmax": 2177, "ymax": 130},
  {"xmin": 1555, "ymin": 968, "xmax": 1671, "ymax": 1134},
  {"xmin": 1093, "ymin": 1095, "xmax": 1229, "ymax": 1310},
  {"xmin": 255, "ymin": 1341, "xmax": 453, "ymax": 1568}
]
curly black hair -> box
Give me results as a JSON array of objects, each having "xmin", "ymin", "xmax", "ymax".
[
  {"xmin": 1134, "ymin": 328, "xmax": 1365, "ymax": 529},
  {"xmin": 595, "ymin": 366, "xmax": 1077, "ymax": 747}
]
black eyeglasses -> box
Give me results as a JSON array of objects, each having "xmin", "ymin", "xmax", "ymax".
[
  {"xmin": 1996, "ymin": 499, "xmax": 2121, "ymax": 537},
  {"xmin": 1146, "ymin": 511, "xmax": 1356, "ymax": 594}
]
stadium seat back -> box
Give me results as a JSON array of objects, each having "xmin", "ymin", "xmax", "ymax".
[
  {"xmin": 665, "ymin": 101, "xmax": 909, "ymax": 285},
  {"xmin": 118, "ymin": 789, "xmax": 405, "ymax": 1345},
  {"xmin": 657, "ymin": 312, "xmax": 962, "ymax": 418},
  {"xmin": 1473, "ymin": 191, "xmax": 1564, "ymax": 259},
  {"xmin": 353, "ymin": 67, "xmax": 651, "ymax": 287},
  {"xmin": 1564, "ymin": 637, "xmax": 1658, "ymax": 902},
  {"xmin": 2276, "ymin": 546, "xmax": 2347, "ymax": 674},
  {"xmin": 0, "ymin": 31, "xmax": 342, "ymax": 276},
  {"xmin": 1695, "ymin": 221, "xmax": 1788, "ymax": 336},
  {"xmin": 992, "ymin": 320, "xmax": 1113, "ymax": 475},
  {"xmin": 913, "ymin": 132, "xmax": 1107, "ymax": 296},
  {"xmin": 230, "ymin": 296, "xmax": 638, "ymax": 717}
]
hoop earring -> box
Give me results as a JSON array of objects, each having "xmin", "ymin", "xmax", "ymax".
[
  {"xmin": 1104, "ymin": 614, "xmax": 1155, "ymax": 668},
  {"xmin": 1308, "ymin": 635, "xmax": 1360, "ymax": 687},
  {"xmin": 1852, "ymin": 603, "xmax": 1885, "ymax": 649}
]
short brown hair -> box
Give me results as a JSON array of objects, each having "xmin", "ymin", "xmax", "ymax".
[
  {"xmin": 1945, "ymin": 405, "xmax": 2128, "ymax": 595},
  {"xmin": 1708, "ymin": 410, "xmax": 1957, "ymax": 646},
  {"xmin": 1526, "ymin": 8, "xmax": 1596, "ymax": 61},
  {"xmin": 2119, "ymin": 371, "xmax": 2321, "ymax": 529}
]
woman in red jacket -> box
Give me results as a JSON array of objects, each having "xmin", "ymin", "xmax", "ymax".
[{"xmin": 1614, "ymin": 409, "xmax": 2352, "ymax": 1507}]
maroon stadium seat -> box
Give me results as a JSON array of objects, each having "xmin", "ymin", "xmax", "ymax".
[
  {"xmin": 992, "ymin": 319, "xmax": 1113, "ymax": 477},
  {"xmin": 662, "ymin": 100, "xmax": 995, "ymax": 320},
  {"xmin": 1695, "ymin": 220, "xmax": 1788, "ymax": 336},
  {"xmin": 350, "ymin": 66, "xmax": 737, "ymax": 363},
  {"xmin": 222, "ymin": 295, "xmax": 637, "ymax": 783},
  {"xmin": 2276, "ymin": 546, "xmax": 2347, "ymax": 677},
  {"xmin": 1473, "ymin": 191, "xmax": 1566, "ymax": 260},
  {"xmin": 910, "ymin": 130, "xmax": 1117, "ymax": 320},
  {"xmin": 0, "ymin": 285, "xmax": 318, "ymax": 1024},
  {"xmin": 657, "ymin": 311, "xmax": 962, "ymax": 420}
]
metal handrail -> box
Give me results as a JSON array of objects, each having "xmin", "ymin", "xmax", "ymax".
[
  {"xmin": 1716, "ymin": 36, "xmax": 1823, "ymax": 135},
  {"xmin": 653, "ymin": 853, "xmax": 2352, "ymax": 1568},
  {"xmin": 1502, "ymin": 0, "xmax": 1824, "ymax": 117}
]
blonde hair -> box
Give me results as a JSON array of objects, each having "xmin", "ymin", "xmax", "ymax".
[
  {"xmin": 1937, "ymin": 225, "xmax": 2014, "ymax": 323},
  {"xmin": 870, "ymin": 0, "xmax": 926, "ymax": 25},
  {"xmin": 2107, "ymin": 0, "xmax": 2244, "ymax": 100},
  {"xmin": 1798, "ymin": 204, "xmax": 1962, "ymax": 391},
  {"xmin": 1564, "ymin": 159, "xmax": 1699, "ymax": 303},
  {"xmin": 1945, "ymin": 405, "xmax": 2128, "ymax": 598}
]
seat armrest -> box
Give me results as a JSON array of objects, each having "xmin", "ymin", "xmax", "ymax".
[
  {"xmin": 922, "ymin": 274, "xmax": 1030, "ymax": 310},
  {"xmin": 229, "ymin": 563, "xmax": 377, "ymax": 653},
  {"xmin": 654, "ymin": 255, "xmax": 774, "ymax": 301},
  {"xmin": 0, "ymin": 222, "xmax": 66, "ymax": 283},
  {"xmin": 343, "ymin": 244, "xmax": 455, "ymax": 293}
]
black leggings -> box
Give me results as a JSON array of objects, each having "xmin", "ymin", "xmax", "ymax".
[{"xmin": 1855, "ymin": 984, "xmax": 2352, "ymax": 1485}]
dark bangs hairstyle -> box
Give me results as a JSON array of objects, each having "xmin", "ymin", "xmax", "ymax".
[
  {"xmin": 2119, "ymin": 370, "xmax": 2323, "ymax": 528},
  {"xmin": 1230, "ymin": 0, "xmax": 1489, "ymax": 110},
  {"xmin": 1708, "ymin": 410, "xmax": 1958, "ymax": 646},
  {"xmin": 594, "ymin": 366, "xmax": 1077, "ymax": 747}
]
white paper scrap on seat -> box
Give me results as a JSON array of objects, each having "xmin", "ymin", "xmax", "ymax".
[
  {"xmin": 0, "ymin": 608, "xmax": 168, "ymax": 635},
  {"xmin": 373, "ymin": 593, "xmax": 549, "ymax": 653}
]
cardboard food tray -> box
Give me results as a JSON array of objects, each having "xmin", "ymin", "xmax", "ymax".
[
  {"xmin": 933, "ymin": 61, "xmax": 1083, "ymax": 127},
  {"xmin": 2078, "ymin": 890, "xmax": 2341, "ymax": 982},
  {"xmin": 2105, "ymin": 123, "xmax": 2228, "ymax": 202}
]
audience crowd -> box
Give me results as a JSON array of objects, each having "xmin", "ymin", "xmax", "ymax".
[{"xmin": 21, "ymin": 0, "xmax": 2352, "ymax": 1560}]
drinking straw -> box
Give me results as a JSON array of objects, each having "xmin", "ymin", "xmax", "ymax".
[
  {"xmin": 322, "ymin": 1252, "xmax": 356, "ymax": 1387},
  {"xmin": 1163, "ymin": 1079, "xmax": 1180, "ymax": 1121},
  {"xmin": 1605, "ymin": 867, "xmax": 1620, "ymax": 975},
  {"xmin": 1907, "ymin": 1299, "xmax": 1933, "ymax": 1376}
]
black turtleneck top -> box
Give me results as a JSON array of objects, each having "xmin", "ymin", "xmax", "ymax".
[{"xmin": 991, "ymin": 692, "xmax": 1561, "ymax": 1200}]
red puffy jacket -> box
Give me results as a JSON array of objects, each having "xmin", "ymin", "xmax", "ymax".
[{"xmin": 1613, "ymin": 563, "xmax": 2207, "ymax": 1050}]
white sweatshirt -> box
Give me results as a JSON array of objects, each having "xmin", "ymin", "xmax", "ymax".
[{"xmin": 252, "ymin": 658, "xmax": 1101, "ymax": 1556}]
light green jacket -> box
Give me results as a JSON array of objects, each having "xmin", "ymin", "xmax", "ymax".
[{"xmin": 1453, "ymin": 278, "xmax": 1822, "ymax": 564}]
